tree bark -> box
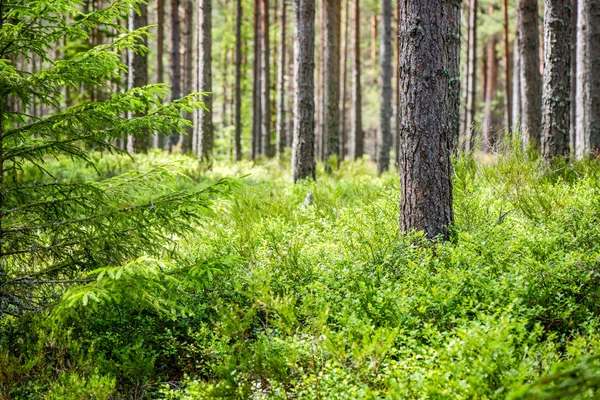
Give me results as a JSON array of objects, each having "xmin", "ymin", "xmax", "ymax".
[
  {"xmin": 349, "ymin": 0, "xmax": 363, "ymax": 159},
  {"xmin": 570, "ymin": 0, "xmax": 577, "ymax": 153},
  {"xmin": 181, "ymin": 0, "xmax": 194, "ymax": 154},
  {"xmin": 482, "ymin": 34, "xmax": 499, "ymax": 153},
  {"xmin": 168, "ymin": 0, "xmax": 182, "ymax": 152},
  {"xmin": 339, "ymin": 0, "xmax": 349, "ymax": 162},
  {"xmin": 292, "ymin": 0, "xmax": 316, "ymax": 182},
  {"xmin": 502, "ymin": 0, "xmax": 512, "ymax": 131},
  {"xmin": 276, "ymin": 0, "xmax": 287, "ymax": 157},
  {"xmin": 398, "ymin": 0, "xmax": 459, "ymax": 240},
  {"xmin": 575, "ymin": 0, "xmax": 600, "ymax": 158},
  {"xmin": 197, "ymin": 0, "xmax": 213, "ymax": 161},
  {"xmin": 127, "ymin": 2, "xmax": 149, "ymax": 154},
  {"xmin": 324, "ymin": 0, "xmax": 341, "ymax": 168},
  {"xmin": 541, "ymin": 0, "xmax": 571, "ymax": 159},
  {"xmin": 260, "ymin": 0, "xmax": 271, "ymax": 157},
  {"xmin": 512, "ymin": 24, "xmax": 522, "ymax": 130},
  {"xmin": 464, "ymin": 0, "xmax": 477, "ymax": 152},
  {"xmin": 252, "ymin": 0, "xmax": 262, "ymax": 159},
  {"xmin": 234, "ymin": 0, "xmax": 243, "ymax": 160},
  {"xmin": 377, "ymin": 0, "xmax": 392, "ymax": 174},
  {"xmin": 518, "ymin": 0, "xmax": 542, "ymax": 149}
]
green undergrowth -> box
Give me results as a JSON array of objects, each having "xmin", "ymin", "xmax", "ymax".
[{"xmin": 2, "ymin": 149, "xmax": 600, "ymax": 399}]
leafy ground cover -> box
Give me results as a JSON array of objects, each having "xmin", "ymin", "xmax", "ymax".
[{"xmin": 2, "ymin": 149, "xmax": 600, "ymax": 399}]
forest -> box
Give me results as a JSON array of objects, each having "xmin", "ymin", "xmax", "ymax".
[{"xmin": 1, "ymin": 0, "xmax": 600, "ymax": 398}]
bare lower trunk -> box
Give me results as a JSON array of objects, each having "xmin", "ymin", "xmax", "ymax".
[
  {"xmin": 251, "ymin": 0, "xmax": 262, "ymax": 159},
  {"xmin": 234, "ymin": 0, "xmax": 243, "ymax": 160},
  {"xmin": 575, "ymin": 0, "xmax": 600, "ymax": 157},
  {"xmin": 292, "ymin": 0, "xmax": 316, "ymax": 182},
  {"xmin": 570, "ymin": 0, "xmax": 577, "ymax": 153},
  {"xmin": 260, "ymin": 0, "xmax": 271, "ymax": 157},
  {"xmin": 482, "ymin": 34, "xmax": 499, "ymax": 153},
  {"xmin": 518, "ymin": 0, "xmax": 542, "ymax": 149},
  {"xmin": 154, "ymin": 0, "xmax": 166, "ymax": 149},
  {"xmin": 324, "ymin": 0, "xmax": 341, "ymax": 168},
  {"xmin": 464, "ymin": 0, "xmax": 477, "ymax": 152},
  {"xmin": 398, "ymin": 0, "xmax": 459, "ymax": 239},
  {"xmin": 377, "ymin": 0, "xmax": 392, "ymax": 174},
  {"xmin": 502, "ymin": 0, "xmax": 512, "ymax": 132},
  {"xmin": 197, "ymin": 0, "xmax": 213, "ymax": 161},
  {"xmin": 276, "ymin": 0, "xmax": 287, "ymax": 157},
  {"xmin": 349, "ymin": 0, "xmax": 363, "ymax": 159},
  {"xmin": 339, "ymin": 0, "xmax": 349, "ymax": 162},
  {"xmin": 541, "ymin": 0, "xmax": 571, "ymax": 159},
  {"xmin": 512, "ymin": 28, "xmax": 522, "ymax": 129},
  {"xmin": 168, "ymin": 0, "xmax": 182, "ymax": 152},
  {"xmin": 181, "ymin": 0, "xmax": 194, "ymax": 154}
]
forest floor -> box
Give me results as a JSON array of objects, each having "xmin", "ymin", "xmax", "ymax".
[{"xmin": 2, "ymin": 149, "xmax": 600, "ymax": 399}]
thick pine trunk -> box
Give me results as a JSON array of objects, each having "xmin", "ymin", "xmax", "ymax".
[
  {"xmin": 575, "ymin": 0, "xmax": 600, "ymax": 157},
  {"xmin": 482, "ymin": 34, "xmax": 499, "ymax": 153},
  {"xmin": 398, "ymin": 0, "xmax": 459, "ymax": 239},
  {"xmin": 197, "ymin": 0, "xmax": 213, "ymax": 161},
  {"xmin": 168, "ymin": 0, "xmax": 182, "ymax": 152},
  {"xmin": 518, "ymin": 0, "xmax": 542, "ymax": 149},
  {"xmin": 234, "ymin": 0, "xmax": 243, "ymax": 160},
  {"xmin": 276, "ymin": 0, "xmax": 287, "ymax": 157},
  {"xmin": 349, "ymin": 0, "xmax": 363, "ymax": 160},
  {"xmin": 512, "ymin": 28, "xmax": 522, "ymax": 129},
  {"xmin": 502, "ymin": 0, "xmax": 512, "ymax": 132},
  {"xmin": 181, "ymin": 0, "xmax": 194, "ymax": 154},
  {"xmin": 570, "ymin": 0, "xmax": 577, "ymax": 152},
  {"xmin": 127, "ymin": 2, "xmax": 148, "ymax": 153},
  {"xmin": 154, "ymin": 0, "xmax": 166, "ymax": 150},
  {"xmin": 252, "ymin": 0, "xmax": 262, "ymax": 159},
  {"xmin": 291, "ymin": 0, "xmax": 316, "ymax": 182},
  {"xmin": 377, "ymin": 0, "xmax": 392, "ymax": 174},
  {"xmin": 260, "ymin": 0, "xmax": 271, "ymax": 157},
  {"xmin": 464, "ymin": 0, "xmax": 477, "ymax": 152},
  {"xmin": 339, "ymin": 0, "xmax": 349, "ymax": 162},
  {"xmin": 541, "ymin": 0, "xmax": 571, "ymax": 159},
  {"xmin": 324, "ymin": 0, "xmax": 341, "ymax": 167}
]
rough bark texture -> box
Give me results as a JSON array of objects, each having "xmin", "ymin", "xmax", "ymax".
[
  {"xmin": 502, "ymin": 0, "xmax": 512, "ymax": 131},
  {"xmin": 575, "ymin": 0, "xmax": 600, "ymax": 158},
  {"xmin": 464, "ymin": 0, "xmax": 477, "ymax": 152},
  {"xmin": 317, "ymin": 0, "xmax": 325, "ymax": 161},
  {"xmin": 377, "ymin": 0, "xmax": 392, "ymax": 174},
  {"xmin": 541, "ymin": 0, "xmax": 571, "ymax": 159},
  {"xmin": 394, "ymin": 2, "xmax": 400, "ymax": 165},
  {"xmin": 570, "ymin": 0, "xmax": 577, "ymax": 152},
  {"xmin": 324, "ymin": 0, "xmax": 341, "ymax": 167},
  {"xmin": 482, "ymin": 34, "xmax": 499, "ymax": 153},
  {"xmin": 234, "ymin": 0, "xmax": 243, "ymax": 160},
  {"xmin": 127, "ymin": 3, "xmax": 148, "ymax": 154},
  {"xmin": 398, "ymin": 0, "xmax": 459, "ymax": 240},
  {"xmin": 291, "ymin": 0, "xmax": 316, "ymax": 182},
  {"xmin": 276, "ymin": 0, "xmax": 287, "ymax": 157},
  {"xmin": 349, "ymin": 0, "xmax": 363, "ymax": 159},
  {"xmin": 339, "ymin": 0, "xmax": 349, "ymax": 162},
  {"xmin": 168, "ymin": 0, "xmax": 182, "ymax": 152},
  {"xmin": 518, "ymin": 0, "xmax": 542, "ymax": 148},
  {"xmin": 251, "ymin": 0, "xmax": 261, "ymax": 159},
  {"xmin": 260, "ymin": 0, "xmax": 271, "ymax": 157},
  {"xmin": 197, "ymin": 0, "xmax": 213, "ymax": 161},
  {"xmin": 181, "ymin": 0, "xmax": 194, "ymax": 154}
]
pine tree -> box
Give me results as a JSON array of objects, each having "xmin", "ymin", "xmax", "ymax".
[
  {"xmin": 234, "ymin": 0, "xmax": 243, "ymax": 161},
  {"xmin": 324, "ymin": 0, "xmax": 341, "ymax": 168},
  {"xmin": 349, "ymin": 0, "xmax": 363, "ymax": 160},
  {"xmin": 377, "ymin": 0, "xmax": 392, "ymax": 174},
  {"xmin": 197, "ymin": 0, "xmax": 213, "ymax": 161}
]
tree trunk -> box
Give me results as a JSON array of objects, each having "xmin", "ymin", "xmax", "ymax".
[
  {"xmin": 377, "ymin": 0, "xmax": 392, "ymax": 174},
  {"xmin": 518, "ymin": 0, "xmax": 542, "ymax": 149},
  {"xmin": 127, "ymin": 2, "xmax": 149, "ymax": 154},
  {"xmin": 252, "ymin": 0, "xmax": 262, "ymax": 159},
  {"xmin": 575, "ymin": 0, "xmax": 600, "ymax": 158},
  {"xmin": 234, "ymin": 0, "xmax": 243, "ymax": 160},
  {"xmin": 181, "ymin": 0, "xmax": 194, "ymax": 154},
  {"xmin": 260, "ymin": 0, "xmax": 271, "ymax": 157},
  {"xmin": 371, "ymin": 14, "xmax": 377, "ymax": 69},
  {"xmin": 197, "ymin": 0, "xmax": 213, "ymax": 161},
  {"xmin": 168, "ymin": 0, "xmax": 182, "ymax": 152},
  {"xmin": 291, "ymin": 0, "xmax": 316, "ymax": 182},
  {"xmin": 315, "ymin": 0, "xmax": 325, "ymax": 161},
  {"xmin": 394, "ymin": 1, "xmax": 400, "ymax": 166},
  {"xmin": 398, "ymin": 0, "xmax": 459, "ymax": 240},
  {"xmin": 339, "ymin": 0, "xmax": 349, "ymax": 162},
  {"xmin": 154, "ymin": 0, "xmax": 166, "ymax": 150},
  {"xmin": 541, "ymin": 0, "xmax": 571, "ymax": 159},
  {"xmin": 482, "ymin": 34, "xmax": 499, "ymax": 153},
  {"xmin": 349, "ymin": 0, "xmax": 363, "ymax": 159},
  {"xmin": 464, "ymin": 0, "xmax": 477, "ymax": 152},
  {"xmin": 570, "ymin": 0, "xmax": 577, "ymax": 153},
  {"xmin": 276, "ymin": 0, "xmax": 287, "ymax": 157},
  {"xmin": 324, "ymin": 0, "xmax": 341, "ymax": 168},
  {"xmin": 502, "ymin": 0, "xmax": 512, "ymax": 131}
]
